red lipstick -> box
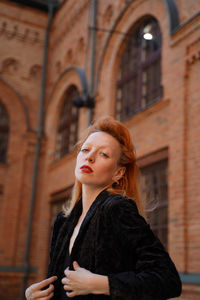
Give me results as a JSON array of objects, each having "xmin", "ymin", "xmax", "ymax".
[{"xmin": 80, "ymin": 165, "xmax": 93, "ymax": 173}]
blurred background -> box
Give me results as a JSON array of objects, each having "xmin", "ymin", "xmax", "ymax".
[{"xmin": 0, "ymin": 0, "xmax": 200, "ymax": 299}]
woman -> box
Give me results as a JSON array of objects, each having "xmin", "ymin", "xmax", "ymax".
[{"xmin": 25, "ymin": 117, "xmax": 182, "ymax": 299}]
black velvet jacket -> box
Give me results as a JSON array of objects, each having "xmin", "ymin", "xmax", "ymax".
[{"xmin": 47, "ymin": 190, "xmax": 182, "ymax": 299}]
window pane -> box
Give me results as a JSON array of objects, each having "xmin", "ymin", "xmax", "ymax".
[
  {"xmin": 116, "ymin": 17, "xmax": 162, "ymax": 120},
  {"xmin": 55, "ymin": 85, "xmax": 79, "ymax": 159},
  {"xmin": 141, "ymin": 160, "xmax": 168, "ymax": 249}
]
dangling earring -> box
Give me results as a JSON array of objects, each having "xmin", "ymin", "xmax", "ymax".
[{"xmin": 114, "ymin": 180, "xmax": 119, "ymax": 186}]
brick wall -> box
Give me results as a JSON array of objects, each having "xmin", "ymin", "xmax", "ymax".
[{"xmin": 0, "ymin": 0, "xmax": 200, "ymax": 299}]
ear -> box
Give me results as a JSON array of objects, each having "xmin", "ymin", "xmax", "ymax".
[{"xmin": 112, "ymin": 166, "xmax": 126, "ymax": 182}]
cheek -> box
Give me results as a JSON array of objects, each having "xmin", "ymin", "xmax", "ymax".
[
  {"xmin": 75, "ymin": 154, "xmax": 81, "ymax": 171},
  {"xmin": 99, "ymin": 161, "xmax": 117, "ymax": 176},
  {"xmin": 75, "ymin": 161, "xmax": 81, "ymax": 179},
  {"xmin": 76, "ymin": 152, "xmax": 82, "ymax": 164}
]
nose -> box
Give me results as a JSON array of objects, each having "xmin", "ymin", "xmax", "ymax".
[{"xmin": 86, "ymin": 151, "xmax": 95, "ymax": 163}]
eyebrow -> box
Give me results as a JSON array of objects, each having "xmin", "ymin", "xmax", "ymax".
[{"xmin": 82, "ymin": 143, "xmax": 112, "ymax": 151}]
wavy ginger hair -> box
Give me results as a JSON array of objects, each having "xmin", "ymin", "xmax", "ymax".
[{"xmin": 63, "ymin": 116, "xmax": 144, "ymax": 216}]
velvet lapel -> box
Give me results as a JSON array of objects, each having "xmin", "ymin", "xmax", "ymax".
[
  {"xmin": 50, "ymin": 200, "xmax": 82, "ymax": 275},
  {"xmin": 50, "ymin": 189, "xmax": 110, "ymax": 276},
  {"xmin": 70, "ymin": 189, "xmax": 110, "ymax": 261}
]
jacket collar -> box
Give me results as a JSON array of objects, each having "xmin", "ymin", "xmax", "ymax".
[
  {"xmin": 70, "ymin": 189, "xmax": 109, "ymax": 259},
  {"xmin": 51, "ymin": 189, "xmax": 110, "ymax": 275}
]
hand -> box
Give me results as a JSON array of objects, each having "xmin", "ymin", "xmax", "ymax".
[
  {"xmin": 25, "ymin": 276, "xmax": 57, "ymax": 300},
  {"xmin": 61, "ymin": 261, "xmax": 93, "ymax": 298}
]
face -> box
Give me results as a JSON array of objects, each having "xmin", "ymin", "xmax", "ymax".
[{"xmin": 75, "ymin": 131, "xmax": 125, "ymax": 189}]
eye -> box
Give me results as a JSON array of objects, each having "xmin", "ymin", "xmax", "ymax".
[
  {"xmin": 80, "ymin": 148, "xmax": 89, "ymax": 153},
  {"xmin": 101, "ymin": 152, "xmax": 109, "ymax": 158}
]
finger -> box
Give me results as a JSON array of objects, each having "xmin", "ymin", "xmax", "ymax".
[
  {"xmin": 45, "ymin": 292, "xmax": 54, "ymax": 300},
  {"xmin": 34, "ymin": 276, "xmax": 57, "ymax": 290},
  {"xmin": 61, "ymin": 277, "xmax": 70, "ymax": 285},
  {"xmin": 40, "ymin": 284, "xmax": 54, "ymax": 297},
  {"xmin": 39, "ymin": 292, "xmax": 54, "ymax": 300},
  {"xmin": 63, "ymin": 284, "xmax": 72, "ymax": 291},
  {"xmin": 64, "ymin": 267, "xmax": 69, "ymax": 274},
  {"xmin": 73, "ymin": 261, "xmax": 80, "ymax": 270},
  {"xmin": 64, "ymin": 268, "xmax": 72, "ymax": 277},
  {"xmin": 66, "ymin": 290, "xmax": 77, "ymax": 298},
  {"xmin": 48, "ymin": 292, "xmax": 54, "ymax": 299},
  {"xmin": 35, "ymin": 283, "xmax": 54, "ymax": 298}
]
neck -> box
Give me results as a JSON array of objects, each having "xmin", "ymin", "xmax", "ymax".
[{"xmin": 81, "ymin": 185, "xmax": 107, "ymax": 216}]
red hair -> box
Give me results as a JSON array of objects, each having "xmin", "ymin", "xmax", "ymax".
[{"xmin": 63, "ymin": 116, "xmax": 144, "ymax": 216}]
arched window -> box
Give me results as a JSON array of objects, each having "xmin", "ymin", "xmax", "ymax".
[
  {"xmin": 55, "ymin": 85, "xmax": 79, "ymax": 160},
  {"xmin": 116, "ymin": 17, "xmax": 162, "ymax": 121},
  {"xmin": 0, "ymin": 101, "xmax": 9, "ymax": 164}
]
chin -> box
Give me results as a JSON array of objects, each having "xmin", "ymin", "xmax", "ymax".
[{"xmin": 75, "ymin": 174, "xmax": 92, "ymax": 184}]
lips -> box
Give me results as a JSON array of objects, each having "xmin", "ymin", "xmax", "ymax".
[{"xmin": 80, "ymin": 165, "xmax": 93, "ymax": 173}]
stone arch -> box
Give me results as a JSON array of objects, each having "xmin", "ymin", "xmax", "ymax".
[
  {"xmin": 115, "ymin": 15, "xmax": 162, "ymax": 120},
  {"xmin": 48, "ymin": 67, "xmax": 89, "ymax": 109},
  {"xmin": 55, "ymin": 84, "xmax": 80, "ymax": 159},
  {"xmin": 0, "ymin": 77, "xmax": 31, "ymax": 131},
  {"xmin": 95, "ymin": 1, "xmax": 172, "ymax": 120},
  {"xmin": 0, "ymin": 78, "xmax": 30, "ymax": 164},
  {"xmin": 163, "ymin": 0, "xmax": 180, "ymax": 34},
  {"xmin": 95, "ymin": 0, "xmax": 179, "ymax": 95},
  {"xmin": 45, "ymin": 67, "xmax": 87, "ymax": 162}
]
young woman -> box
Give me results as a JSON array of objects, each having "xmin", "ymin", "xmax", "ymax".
[{"xmin": 25, "ymin": 117, "xmax": 182, "ymax": 299}]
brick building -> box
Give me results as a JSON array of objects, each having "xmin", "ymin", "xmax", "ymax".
[{"xmin": 0, "ymin": 0, "xmax": 200, "ymax": 299}]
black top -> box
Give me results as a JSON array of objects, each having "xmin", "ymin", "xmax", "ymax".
[
  {"xmin": 48, "ymin": 190, "xmax": 182, "ymax": 299},
  {"xmin": 60, "ymin": 246, "xmax": 71, "ymax": 299}
]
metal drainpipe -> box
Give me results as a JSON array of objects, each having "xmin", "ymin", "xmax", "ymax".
[
  {"xmin": 19, "ymin": 3, "xmax": 54, "ymax": 300},
  {"xmin": 88, "ymin": 0, "xmax": 97, "ymax": 125}
]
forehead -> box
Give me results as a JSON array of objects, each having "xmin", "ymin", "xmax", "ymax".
[{"xmin": 83, "ymin": 131, "xmax": 121, "ymax": 150}]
